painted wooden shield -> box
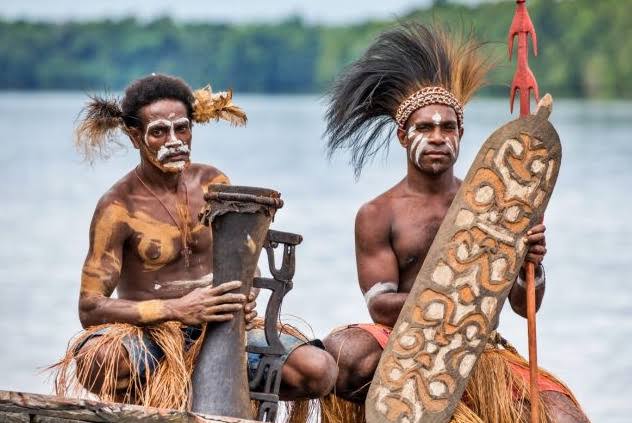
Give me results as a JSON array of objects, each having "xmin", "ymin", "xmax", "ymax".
[{"xmin": 365, "ymin": 102, "xmax": 561, "ymax": 423}]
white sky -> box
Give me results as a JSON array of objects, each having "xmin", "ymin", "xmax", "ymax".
[{"xmin": 1, "ymin": 0, "xmax": 491, "ymax": 24}]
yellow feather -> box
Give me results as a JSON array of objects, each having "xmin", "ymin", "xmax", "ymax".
[{"xmin": 193, "ymin": 85, "xmax": 247, "ymax": 126}]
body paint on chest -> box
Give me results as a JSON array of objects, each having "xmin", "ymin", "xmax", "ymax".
[{"xmin": 153, "ymin": 272, "xmax": 214, "ymax": 292}]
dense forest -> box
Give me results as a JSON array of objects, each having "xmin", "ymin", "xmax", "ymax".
[{"xmin": 1, "ymin": 0, "xmax": 630, "ymax": 98}]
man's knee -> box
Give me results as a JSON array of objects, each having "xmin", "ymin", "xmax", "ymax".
[
  {"xmin": 75, "ymin": 337, "xmax": 130, "ymax": 393},
  {"xmin": 323, "ymin": 328, "xmax": 382, "ymax": 396},
  {"xmin": 301, "ymin": 347, "xmax": 338, "ymax": 397},
  {"xmin": 283, "ymin": 344, "xmax": 338, "ymax": 399},
  {"xmin": 542, "ymin": 391, "xmax": 591, "ymax": 423}
]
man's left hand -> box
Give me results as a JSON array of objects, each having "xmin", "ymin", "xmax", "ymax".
[
  {"xmin": 523, "ymin": 223, "xmax": 546, "ymax": 269},
  {"xmin": 244, "ymin": 287, "xmax": 260, "ymax": 330}
]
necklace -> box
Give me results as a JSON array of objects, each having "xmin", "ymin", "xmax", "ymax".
[{"xmin": 134, "ymin": 167, "xmax": 192, "ymax": 268}]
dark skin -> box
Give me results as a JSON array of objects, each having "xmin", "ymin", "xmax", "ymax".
[
  {"xmin": 323, "ymin": 105, "xmax": 588, "ymax": 422},
  {"xmin": 77, "ymin": 99, "xmax": 336, "ymax": 401}
]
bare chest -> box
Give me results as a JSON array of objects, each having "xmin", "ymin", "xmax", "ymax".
[
  {"xmin": 390, "ymin": 201, "xmax": 452, "ymax": 291},
  {"xmin": 124, "ymin": 197, "xmax": 212, "ymax": 272}
]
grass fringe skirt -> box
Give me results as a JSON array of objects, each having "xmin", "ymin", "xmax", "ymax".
[{"xmin": 316, "ymin": 336, "xmax": 582, "ymax": 423}]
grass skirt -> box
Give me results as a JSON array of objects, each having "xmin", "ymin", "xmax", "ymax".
[
  {"xmin": 51, "ymin": 321, "xmax": 204, "ymax": 410},
  {"xmin": 318, "ymin": 335, "xmax": 581, "ymax": 423},
  {"xmin": 51, "ymin": 318, "xmax": 316, "ymax": 418}
]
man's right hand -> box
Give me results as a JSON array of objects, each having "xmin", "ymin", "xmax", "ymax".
[{"xmin": 168, "ymin": 280, "xmax": 246, "ymax": 326}]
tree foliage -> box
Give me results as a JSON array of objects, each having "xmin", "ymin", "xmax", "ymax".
[{"xmin": 1, "ymin": 0, "xmax": 629, "ymax": 98}]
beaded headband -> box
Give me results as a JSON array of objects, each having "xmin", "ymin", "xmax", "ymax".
[{"xmin": 395, "ymin": 86, "xmax": 464, "ymax": 130}]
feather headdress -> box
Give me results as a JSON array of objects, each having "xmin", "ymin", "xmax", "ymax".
[
  {"xmin": 74, "ymin": 95, "xmax": 125, "ymax": 162},
  {"xmin": 324, "ymin": 22, "xmax": 493, "ymax": 177},
  {"xmin": 192, "ymin": 85, "xmax": 247, "ymax": 127},
  {"xmin": 74, "ymin": 77, "xmax": 247, "ymax": 162}
]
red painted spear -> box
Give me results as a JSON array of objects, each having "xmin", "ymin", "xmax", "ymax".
[{"xmin": 508, "ymin": 1, "xmax": 541, "ymax": 422}]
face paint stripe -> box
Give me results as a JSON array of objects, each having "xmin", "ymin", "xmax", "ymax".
[
  {"xmin": 409, "ymin": 131, "xmax": 430, "ymax": 166},
  {"xmin": 144, "ymin": 117, "xmax": 191, "ymax": 146},
  {"xmin": 432, "ymin": 111, "xmax": 442, "ymax": 126}
]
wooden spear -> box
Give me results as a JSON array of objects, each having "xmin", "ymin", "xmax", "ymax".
[{"xmin": 508, "ymin": 1, "xmax": 541, "ymax": 422}]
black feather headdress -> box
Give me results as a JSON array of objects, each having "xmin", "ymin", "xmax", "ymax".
[{"xmin": 324, "ymin": 22, "xmax": 492, "ymax": 177}]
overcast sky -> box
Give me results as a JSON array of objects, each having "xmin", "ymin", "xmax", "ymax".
[{"xmin": 1, "ymin": 0, "xmax": 491, "ymax": 24}]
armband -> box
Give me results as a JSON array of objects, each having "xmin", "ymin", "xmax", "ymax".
[
  {"xmin": 516, "ymin": 264, "xmax": 545, "ymax": 288},
  {"xmin": 364, "ymin": 281, "xmax": 398, "ymax": 305}
]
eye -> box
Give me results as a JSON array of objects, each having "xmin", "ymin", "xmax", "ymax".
[
  {"xmin": 443, "ymin": 123, "xmax": 457, "ymax": 131},
  {"xmin": 150, "ymin": 127, "xmax": 167, "ymax": 137},
  {"xmin": 174, "ymin": 123, "xmax": 190, "ymax": 133}
]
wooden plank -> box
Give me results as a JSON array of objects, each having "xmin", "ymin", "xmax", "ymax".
[
  {"xmin": 365, "ymin": 105, "xmax": 562, "ymax": 423},
  {"xmin": 0, "ymin": 390, "xmax": 260, "ymax": 423},
  {"xmin": 33, "ymin": 416, "xmax": 87, "ymax": 423},
  {"xmin": 1, "ymin": 411, "xmax": 29, "ymax": 423}
]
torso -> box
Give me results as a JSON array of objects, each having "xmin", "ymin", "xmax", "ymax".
[
  {"xmin": 376, "ymin": 178, "xmax": 460, "ymax": 293},
  {"xmin": 93, "ymin": 163, "xmax": 229, "ymax": 301}
]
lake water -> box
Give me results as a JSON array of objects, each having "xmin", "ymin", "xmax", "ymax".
[{"xmin": 0, "ymin": 93, "xmax": 630, "ymax": 422}]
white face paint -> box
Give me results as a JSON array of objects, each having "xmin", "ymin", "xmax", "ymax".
[
  {"xmin": 144, "ymin": 117, "xmax": 190, "ymax": 147},
  {"xmin": 445, "ymin": 135, "xmax": 460, "ymax": 160},
  {"xmin": 407, "ymin": 126, "xmax": 430, "ymax": 167},
  {"xmin": 407, "ymin": 125, "xmax": 461, "ymax": 173},
  {"xmin": 432, "ymin": 112, "xmax": 442, "ymax": 126},
  {"xmin": 144, "ymin": 117, "xmax": 191, "ymax": 172}
]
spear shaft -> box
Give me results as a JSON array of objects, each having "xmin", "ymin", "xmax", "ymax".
[{"xmin": 508, "ymin": 1, "xmax": 541, "ymax": 422}]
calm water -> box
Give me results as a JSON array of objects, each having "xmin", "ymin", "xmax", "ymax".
[{"xmin": 0, "ymin": 93, "xmax": 630, "ymax": 422}]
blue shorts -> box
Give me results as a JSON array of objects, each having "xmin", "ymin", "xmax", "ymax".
[{"xmin": 78, "ymin": 325, "xmax": 315, "ymax": 384}]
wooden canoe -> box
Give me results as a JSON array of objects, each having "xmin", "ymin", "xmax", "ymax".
[{"xmin": 0, "ymin": 390, "xmax": 259, "ymax": 423}]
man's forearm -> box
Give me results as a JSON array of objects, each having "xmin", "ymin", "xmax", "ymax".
[
  {"xmin": 79, "ymin": 295, "xmax": 179, "ymax": 328},
  {"xmin": 509, "ymin": 265, "xmax": 546, "ymax": 318},
  {"xmin": 368, "ymin": 292, "xmax": 408, "ymax": 327}
]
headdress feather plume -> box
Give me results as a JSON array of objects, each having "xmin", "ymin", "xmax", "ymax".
[
  {"xmin": 74, "ymin": 80, "xmax": 247, "ymax": 163},
  {"xmin": 74, "ymin": 95, "xmax": 125, "ymax": 163},
  {"xmin": 192, "ymin": 85, "xmax": 247, "ymax": 127},
  {"xmin": 325, "ymin": 22, "xmax": 493, "ymax": 177}
]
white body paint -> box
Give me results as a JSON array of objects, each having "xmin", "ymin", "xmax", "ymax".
[
  {"xmin": 364, "ymin": 281, "xmax": 398, "ymax": 305},
  {"xmin": 516, "ymin": 265, "xmax": 545, "ymax": 288},
  {"xmin": 157, "ymin": 272, "xmax": 214, "ymax": 292}
]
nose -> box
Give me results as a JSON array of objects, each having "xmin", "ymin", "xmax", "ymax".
[
  {"xmin": 427, "ymin": 126, "xmax": 446, "ymax": 145},
  {"xmin": 165, "ymin": 133, "xmax": 181, "ymax": 147}
]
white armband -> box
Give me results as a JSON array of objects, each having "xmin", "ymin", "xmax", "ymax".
[
  {"xmin": 516, "ymin": 264, "xmax": 545, "ymax": 288},
  {"xmin": 364, "ymin": 282, "xmax": 398, "ymax": 305}
]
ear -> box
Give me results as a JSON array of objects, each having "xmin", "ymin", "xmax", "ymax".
[
  {"xmin": 126, "ymin": 126, "xmax": 142, "ymax": 150},
  {"xmin": 397, "ymin": 127, "xmax": 409, "ymax": 148},
  {"xmin": 459, "ymin": 127, "xmax": 464, "ymax": 140}
]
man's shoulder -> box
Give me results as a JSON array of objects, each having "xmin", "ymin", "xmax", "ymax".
[
  {"xmin": 357, "ymin": 184, "xmax": 403, "ymax": 219},
  {"xmin": 355, "ymin": 190, "xmax": 396, "ymax": 234},
  {"xmin": 188, "ymin": 163, "xmax": 230, "ymax": 187},
  {"xmin": 94, "ymin": 172, "xmax": 136, "ymax": 215}
]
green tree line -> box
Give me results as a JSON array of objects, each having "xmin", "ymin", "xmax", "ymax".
[{"xmin": 1, "ymin": 0, "xmax": 630, "ymax": 98}]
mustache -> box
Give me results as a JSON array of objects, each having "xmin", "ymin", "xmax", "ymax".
[{"xmin": 156, "ymin": 143, "xmax": 190, "ymax": 162}]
